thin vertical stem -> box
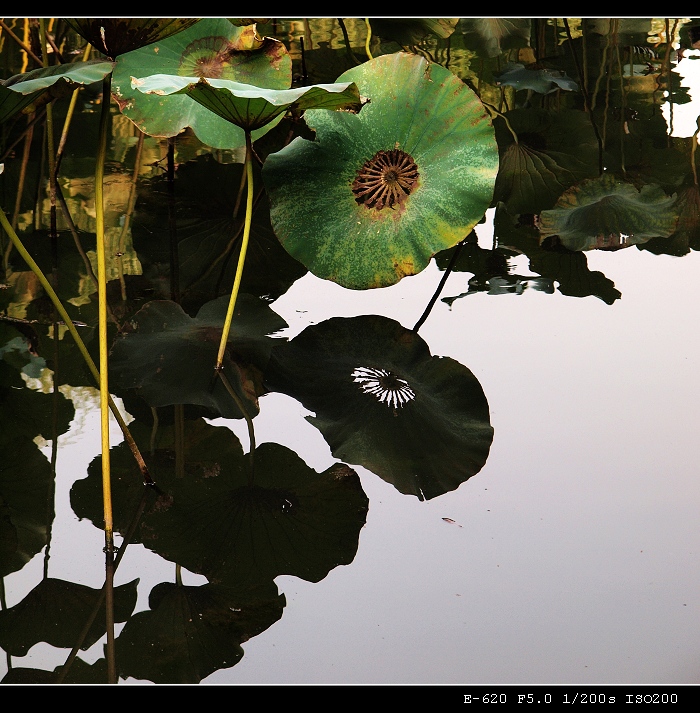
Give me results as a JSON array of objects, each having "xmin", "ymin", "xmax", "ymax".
[
  {"xmin": 167, "ymin": 137, "xmax": 180, "ymax": 303},
  {"xmin": 215, "ymin": 131, "xmax": 254, "ymax": 372},
  {"xmin": 364, "ymin": 18, "xmax": 373, "ymax": 60},
  {"xmin": 95, "ymin": 73, "xmax": 116, "ymax": 682}
]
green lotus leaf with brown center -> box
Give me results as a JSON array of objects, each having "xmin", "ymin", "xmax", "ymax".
[
  {"xmin": 262, "ymin": 52, "xmax": 499, "ymax": 289},
  {"xmin": 112, "ymin": 18, "xmax": 291, "ymax": 148}
]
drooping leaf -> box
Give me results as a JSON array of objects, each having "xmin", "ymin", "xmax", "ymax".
[
  {"xmin": 495, "ymin": 143, "xmax": 580, "ymax": 215},
  {"xmin": 265, "ymin": 315, "xmax": 494, "ymax": 501},
  {"xmin": 0, "ymin": 577, "xmax": 138, "ymax": 655},
  {"xmin": 639, "ymin": 185, "xmax": 700, "ymax": 256},
  {"xmin": 109, "ymin": 294, "xmax": 287, "ymax": 419},
  {"xmin": 495, "ymin": 62, "xmax": 578, "ymax": 94},
  {"xmin": 112, "ymin": 18, "xmax": 291, "ymax": 148},
  {"xmin": 263, "ymin": 52, "xmax": 499, "ymax": 289},
  {"xmin": 538, "ymin": 174, "xmax": 679, "ymax": 251},
  {"xmin": 115, "ymin": 581, "xmax": 284, "ymax": 684},
  {"xmin": 3, "ymin": 60, "xmax": 115, "ymax": 94},
  {"xmin": 131, "ymin": 74, "xmax": 361, "ymax": 132},
  {"xmin": 64, "ymin": 18, "xmax": 200, "ymax": 59}
]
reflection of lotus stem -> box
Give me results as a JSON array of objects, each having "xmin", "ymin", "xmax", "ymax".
[
  {"xmin": 215, "ymin": 132, "xmax": 254, "ymax": 372},
  {"xmin": 55, "ymin": 484, "xmax": 154, "ymax": 683},
  {"xmin": 0, "ymin": 207, "xmax": 152, "ymax": 485},
  {"xmin": 219, "ymin": 370, "xmax": 255, "ymax": 478}
]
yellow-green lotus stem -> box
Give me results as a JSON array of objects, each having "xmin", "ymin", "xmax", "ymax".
[
  {"xmin": 215, "ymin": 132, "xmax": 254, "ymax": 372},
  {"xmin": 95, "ymin": 75, "xmax": 114, "ymax": 550},
  {"xmin": 364, "ymin": 18, "xmax": 373, "ymax": 60}
]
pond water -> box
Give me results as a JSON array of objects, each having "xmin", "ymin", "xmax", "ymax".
[{"xmin": 0, "ymin": 18, "xmax": 699, "ymax": 686}]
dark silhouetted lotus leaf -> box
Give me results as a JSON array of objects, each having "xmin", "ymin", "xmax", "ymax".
[
  {"xmin": 0, "ymin": 577, "xmax": 138, "ymax": 655},
  {"xmin": 265, "ymin": 315, "xmax": 494, "ymax": 501},
  {"xmin": 133, "ymin": 422, "xmax": 368, "ymax": 586},
  {"xmin": 109, "ymin": 294, "xmax": 287, "ymax": 419},
  {"xmin": 262, "ymin": 52, "xmax": 499, "ymax": 289},
  {"xmin": 1, "ymin": 658, "xmax": 107, "ymax": 684},
  {"xmin": 115, "ymin": 581, "xmax": 284, "ymax": 684},
  {"xmin": 132, "ymin": 155, "xmax": 307, "ymax": 306},
  {"xmin": 538, "ymin": 174, "xmax": 679, "ymax": 251},
  {"xmin": 65, "ymin": 18, "xmax": 200, "ymax": 59},
  {"xmin": 0, "ymin": 437, "xmax": 53, "ymax": 578},
  {"xmin": 112, "ymin": 18, "xmax": 292, "ymax": 148},
  {"xmin": 131, "ymin": 74, "xmax": 361, "ymax": 132}
]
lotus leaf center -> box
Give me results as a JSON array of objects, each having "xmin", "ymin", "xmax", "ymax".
[
  {"xmin": 352, "ymin": 149, "xmax": 419, "ymax": 211},
  {"xmin": 351, "ymin": 366, "xmax": 416, "ymax": 409},
  {"xmin": 179, "ymin": 36, "xmax": 236, "ymax": 79}
]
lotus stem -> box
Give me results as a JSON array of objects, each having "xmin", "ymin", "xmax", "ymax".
[
  {"xmin": 215, "ymin": 131, "xmax": 254, "ymax": 372},
  {"xmin": 364, "ymin": 18, "xmax": 373, "ymax": 60}
]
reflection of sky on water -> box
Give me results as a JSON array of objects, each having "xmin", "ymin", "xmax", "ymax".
[{"xmin": 3, "ymin": 217, "xmax": 700, "ymax": 684}]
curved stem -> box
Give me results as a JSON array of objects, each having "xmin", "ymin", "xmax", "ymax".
[{"xmin": 215, "ymin": 131, "xmax": 254, "ymax": 372}]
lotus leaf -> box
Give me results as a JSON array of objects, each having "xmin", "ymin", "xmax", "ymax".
[
  {"xmin": 112, "ymin": 18, "xmax": 292, "ymax": 148},
  {"xmin": 109, "ymin": 294, "xmax": 287, "ymax": 419},
  {"xmin": 65, "ymin": 18, "xmax": 200, "ymax": 59},
  {"xmin": 262, "ymin": 52, "xmax": 499, "ymax": 289},
  {"xmin": 3, "ymin": 60, "xmax": 115, "ymax": 94},
  {"xmin": 115, "ymin": 581, "xmax": 284, "ymax": 684},
  {"xmin": 0, "ymin": 577, "xmax": 138, "ymax": 655},
  {"xmin": 265, "ymin": 315, "xmax": 494, "ymax": 501},
  {"xmin": 140, "ymin": 436, "xmax": 369, "ymax": 586},
  {"xmin": 131, "ymin": 74, "xmax": 361, "ymax": 132},
  {"xmin": 538, "ymin": 174, "xmax": 679, "ymax": 251},
  {"xmin": 495, "ymin": 63, "xmax": 578, "ymax": 94}
]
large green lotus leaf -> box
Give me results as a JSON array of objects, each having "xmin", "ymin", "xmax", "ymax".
[
  {"xmin": 262, "ymin": 52, "xmax": 499, "ymax": 290},
  {"xmin": 0, "ymin": 577, "xmax": 138, "ymax": 656},
  {"xmin": 112, "ymin": 19, "xmax": 291, "ymax": 148},
  {"xmin": 3, "ymin": 60, "xmax": 115, "ymax": 94},
  {"xmin": 538, "ymin": 174, "xmax": 679, "ymax": 251},
  {"xmin": 115, "ymin": 581, "xmax": 284, "ymax": 684},
  {"xmin": 495, "ymin": 63, "xmax": 578, "ymax": 94},
  {"xmin": 109, "ymin": 294, "xmax": 287, "ymax": 419},
  {"xmin": 131, "ymin": 154, "xmax": 307, "ymax": 306},
  {"xmin": 132, "ymin": 74, "xmax": 361, "ymax": 132},
  {"xmin": 138, "ymin": 431, "xmax": 368, "ymax": 586},
  {"xmin": 65, "ymin": 18, "xmax": 200, "ymax": 59},
  {"xmin": 493, "ymin": 203, "xmax": 621, "ymax": 304},
  {"xmin": 265, "ymin": 315, "xmax": 494, "ymax": 501}
]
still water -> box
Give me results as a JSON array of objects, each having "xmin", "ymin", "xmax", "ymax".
[{"xmin": 0, "ymin": 18, "xmax": 699, "ymax": 684}]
